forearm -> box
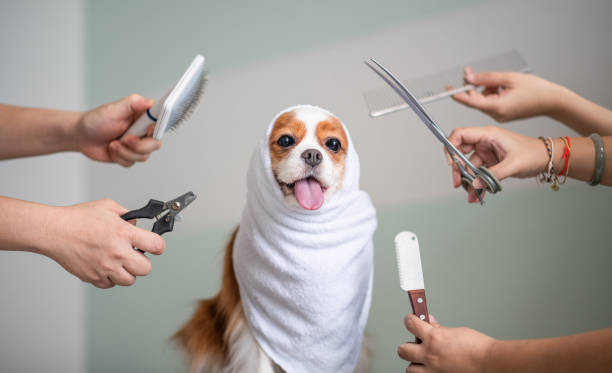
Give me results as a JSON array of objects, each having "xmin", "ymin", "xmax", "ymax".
[
  {"xmin": 549, "ymin": 136, "xmax": 612, "ymax": 185},
  {"xmin": 484, "ymin": 328, "xmax": 612, "ymax": 373},
  {"xmin": 0, "ymin": 104, "xmax": 81, "ymax": 159},
  {"xmin": 0, "ymin": 196, "xmax": 57, "ymax": 256},
  {"xmin": 551, "ymin": 88, "xmax": 612, "ymax": 136}
]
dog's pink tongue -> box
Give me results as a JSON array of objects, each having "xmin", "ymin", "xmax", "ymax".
[{"xmin": 294, "ymin": 178, "xmax": 324, "ymax": 210}]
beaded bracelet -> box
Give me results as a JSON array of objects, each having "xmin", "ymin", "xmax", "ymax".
[{"xmin": 537, "ymin": 137, "xmax": 559, "ymax": 190}]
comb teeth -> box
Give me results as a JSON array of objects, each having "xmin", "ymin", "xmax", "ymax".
[
  {"xmin": 363, "ymin": 49, "xmax": 530, "ymax": 117},
  {"xmin": 394, "ymin": 231, "xmax": 424, "ymax": 292}
]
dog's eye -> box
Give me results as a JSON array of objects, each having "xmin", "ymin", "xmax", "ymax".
[
  {"xmin": 277, "ymin": 135, "xmax": 295, "ymax": 148},
  {"xmin": 325, "ymin": 138, "xmax": 341, "ymax": 152}
]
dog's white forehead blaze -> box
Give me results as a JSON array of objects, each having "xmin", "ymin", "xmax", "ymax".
[{"xmin": 293, "ymin": 106, "xmax": 331, "ymax": 127}]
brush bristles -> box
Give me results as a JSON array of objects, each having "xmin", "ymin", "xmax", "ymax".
[{"xmin": 168, "ymin": 70, "xmax": 208, "ymax": 132}]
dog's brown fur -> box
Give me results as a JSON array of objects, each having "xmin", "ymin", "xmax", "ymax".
[{"xmin": 173, "ymin": 227, "xmax": 242, "ymax": 369}]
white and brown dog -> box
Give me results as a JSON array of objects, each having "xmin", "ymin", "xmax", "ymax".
[{"xmin": 174, "ymin": 105, "xmax": 377, "ymax": 373}]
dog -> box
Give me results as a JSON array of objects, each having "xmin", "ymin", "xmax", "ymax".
[{"xmin": 174, "ymin": 105, "xmax": 376, "ymax": 373}]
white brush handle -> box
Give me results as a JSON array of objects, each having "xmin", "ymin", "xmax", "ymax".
[
  {"xmin": 120, "ymin": 88, "xmax": 172, "ymax": 139},
  {"xmin": 120, "ymin": 99, "xmax": 162, "ymax": 139}
]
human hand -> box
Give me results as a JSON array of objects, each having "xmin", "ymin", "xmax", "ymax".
[
  {"xmin": 450, "ymin": 67, "xmax": 565, "ymax": 123},
  {"xmin": 446, "ymin": 126, "xmax": 547, "ymax": 203},
  {"xmin": 44, "ymin": 199, "xmax": 165, "ymax": 288},
  {"xmin": 398, "ymin": 314, "xmax": 496, "ymax": 373},
  {"xmin": 74, "ymin": 94, "xmax": 161, "ymax": 167}
]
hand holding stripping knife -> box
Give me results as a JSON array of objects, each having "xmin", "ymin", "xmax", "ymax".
[
  {"xmin": 121, "ymin": 191, "xmax": 197, "ymax": 252},
  {"xmin": 364, "ymin": 58, "xmax": 502, "ymax": 204},
  {"xmin": 395, "ymin": 231, "xmax": 429, "ymax": 344}
]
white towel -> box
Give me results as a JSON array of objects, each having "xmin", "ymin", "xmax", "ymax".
[{"xmin": 233, "ymin": 105, "xmax": 377, "ymax": 373}]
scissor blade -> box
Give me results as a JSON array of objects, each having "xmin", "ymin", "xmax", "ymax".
[
  {"xmin": 167, "ymin": 191, "xmax": 197, "ymax": 215},
  {"xmin": 364, "ymin": 59, "xmax": 448, "ymax": 143},
  {"xmin": 365, "ymin": 58, "xmax": 479, "ymax": 171}
]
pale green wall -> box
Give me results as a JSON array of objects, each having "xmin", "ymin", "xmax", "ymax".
[
  {"xmin": 84, "ymin": 1, "xmax": 612, "ymax": 372},
  {"xmin": 85, "ymin": 0, "xmax": 482, "ymax": 104}
]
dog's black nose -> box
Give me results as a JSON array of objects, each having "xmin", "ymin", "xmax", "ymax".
[{"xmin": 301, "ymin": 148, "xmax": 322, "ymax": 167}]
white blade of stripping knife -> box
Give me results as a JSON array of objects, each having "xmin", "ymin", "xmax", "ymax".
[
  {"xmin": 395, "ymin": 231, "xmax": 424, "ymax": 292},
  {"xmin": 364, "ymin": 49, "xmax": 531, "ymax": 117}
]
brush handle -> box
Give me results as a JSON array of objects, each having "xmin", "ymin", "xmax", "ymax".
[
  {"xmin": 408, "ymin": 289, "xmax": 429, "ymax": 344},
  {"xmin": 120, "ymin": 99, "xmax": 163, "ymax": 139}
]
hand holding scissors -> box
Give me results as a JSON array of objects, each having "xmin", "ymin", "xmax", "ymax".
[{"xmin": 365, "ymin": 58, "xmax": 502, "ymax": 204}]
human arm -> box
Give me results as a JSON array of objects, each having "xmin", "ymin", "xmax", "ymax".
[
  {"xmin": 398, "ymin": 314, "xmax": 612, "ymax": 373},
  {"xmin": 445, "ymin": 126, "xmax": 612, "ymax": 203},
  {"xmin": 0, "ymin": 94, "xmax": 161, "ymax": 166},
  {"xmin": 0, "ymin": 196, "xmax": 165, "ymax": 288},
  {"xmin": 451, "ymin": 68, "xmax": 612, "ymax": 136}
]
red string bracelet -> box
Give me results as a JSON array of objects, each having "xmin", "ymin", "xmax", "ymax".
[{"xmin": 557, "ymin": 136, "xmax": 571, "ymax": 176}]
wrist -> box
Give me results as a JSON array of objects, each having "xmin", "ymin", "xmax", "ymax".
[
  {"xmin": 61, "ymin": 110, "xmax": 84, "ymax": 152},
  {"xmin": 479, "ymin": 337, "xmax": 500, "ymax": 373},
  {"xmin": 27, "ymin": 205, "xmax": 64, "ymax": 257},
  {"xmin": 535, "ymin": 137, "xmax": 552, "ymax": 175},
  {"xmin": 548, "ymin": 85, "xmax": 577, "ymax": 121},
  {"xmin": 550, "ymin": 137, "xmax": 566, "ymax": 175}
]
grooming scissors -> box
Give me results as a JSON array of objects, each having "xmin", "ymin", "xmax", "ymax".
[
  {"xmin": 121, "ymin": 191, "xmax": 197, "ymax": 251},
  {"xmin": 364, "ymin": 58, "xmax": 502, "ymax": 204}
]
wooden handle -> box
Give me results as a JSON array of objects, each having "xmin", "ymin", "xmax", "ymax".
[{"xmin": 408, "ymin": 289, "xmax": 429, "ymax": 344}]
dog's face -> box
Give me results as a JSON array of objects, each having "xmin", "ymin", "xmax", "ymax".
[{"xmin": 269, "ymin": 107, "xmax": 348, "ymax": 210}]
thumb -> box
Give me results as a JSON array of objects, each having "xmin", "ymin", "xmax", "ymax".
[
  {"xmin": 124, "ymin": 93, "xmax": 154, "ymax": 116},
  {"xmin": 129, "ymin": 227, "xmax": 166, "ymax": 255},
  {"xmin": 466, "ymin": 70, "xmax": 511, "ymax": 87},
  {"xmin": 404, "ymin": 314, "xmax": 433, "ymax": 340},
  {"xmin": 472, "ymin": 162, "xmax": 514, "ymax": 189},
  {"xmin": 429, "ymin": 314, "xmax": 441, "ymax": 327}
]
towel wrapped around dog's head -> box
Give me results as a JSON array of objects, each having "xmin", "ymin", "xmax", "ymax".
[{"xmin": 233, "ymin": 105, "xmax": 377, "ymax": 373}]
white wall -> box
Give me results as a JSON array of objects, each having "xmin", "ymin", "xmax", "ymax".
[{"xmin": 0, "ymin": 1, "xmax": 86, "ymax": 372}]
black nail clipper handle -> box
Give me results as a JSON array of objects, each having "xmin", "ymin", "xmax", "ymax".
[
  {"xmin": 121, "ymin": 199, "xmax": 170, "ymax": 253},
  {"xmin": 151, "ymin": 215, "xmax": 174, "ymax": 236},
  {"xmin": 121, "ymin": 199, "xmax": 165, "ymax": 221}
]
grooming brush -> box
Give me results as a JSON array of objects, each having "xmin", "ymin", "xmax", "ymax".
[
  {"xmin": 395, "ymin": 231, "xmax": 429, "ymax": 343},
  {"xmin": 121, "ymin": 54, "xmax": 206, "ymax": 140}
]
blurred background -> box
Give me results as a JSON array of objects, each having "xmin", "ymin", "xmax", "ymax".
[{"xmin": 1, "ymin": 0, "xmax": 611, "ymax": 372}]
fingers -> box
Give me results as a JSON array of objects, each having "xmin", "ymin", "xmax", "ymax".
[
  {"xmin": 453, "ymin": 89, "xmax": 495, "ymax": 111},
  {"xmin": 406, "ymin": 363, "xmax": 427, "ymax": 373},
  {"xmin": 404, "ymin": 314, "xmax": 433, "ymax": 340},
  {"xmin": 108, "ymin": 266, "xmax": 136, "ymax": 286},
  {"xmin": 464, "ymin": 67, "xmax": 512, "ymax": 87},
  {"xmin": 466, "ymin": 154, "xmax": 485, "ymax": 203},
  {"xmin": 122, "ymin": 250, "xmax": 153, "ymax": 277},
  {"xmin": 447, "ymin": 127, "xmax": 489, "ymax": 189},
  {"xmin": 121, "ymin": 134, "xmax": 162, "ymax": 155},
  {"xmin": 92, "ymin": 277, "xmax": 115, "ymax": 289},
  {"xmin": 109, "ymin": 141, "xmax": 135, "ymax": 167},
  {"xmin": 108, "ymin": 131, "xmax": 161, "ymax": 167},
  {"xmin": 473, "ymin": 161, "xmax": 514, "ymax": 189},
  {"xmin": 443, "ymin": 147, "xmax": 461, "ymax": 189},
  {"xmin": 398, "ymin": 343, "xmax": 425, "ymax": 365},
  {"xmin": 129, "ymin": 227, "xmax": 166, "ymax": 255},
  {"xmin": 108, "ymin": 140, "xmax": 147, "ymax": 166},
  {"xmin": 448, "ymin": 127, "xmax": 491, "ymax": 149}
]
